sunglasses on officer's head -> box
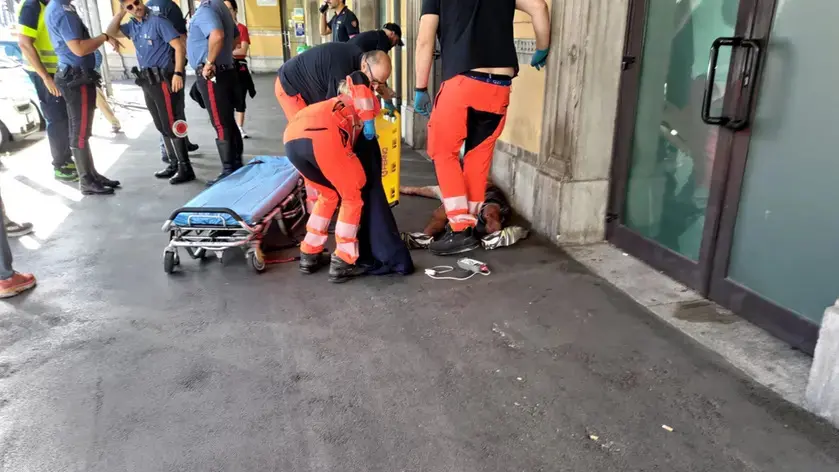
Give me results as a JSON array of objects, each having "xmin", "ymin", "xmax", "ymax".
[{"xmin": 124, "ymin": 0, "xmax": 140, "ymax": 11}]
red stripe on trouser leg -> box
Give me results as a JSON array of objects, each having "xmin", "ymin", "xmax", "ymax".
[
  {"xmin": 78, "ymin": 85, "xmax": 90, "ymax": 149},
  {"xmin": 274, "ymin": 77, "xmax": 307, "ymax": 121},
  {"xmin": 161, "ymin": 82, "xmax": 175, "ymax": 128},
  {"xmin": 206, "ymin": 79, "xmax": 224, "ymax": 140},
  {"xmin": 300, "ymin": 182, "xmax": 339, "ymax": 255},
  {"xmin": 428, "ymin": 75, "xmax": 510, "ymax": 231}
]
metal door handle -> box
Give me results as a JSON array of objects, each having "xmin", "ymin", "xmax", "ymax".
[{"xmin": 701, "ymin": 37, "xmax": 762, "ymax": 130}]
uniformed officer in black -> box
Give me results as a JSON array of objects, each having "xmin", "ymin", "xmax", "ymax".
[
  {"xmin": 106, "ymin": 0, "xmax": 195, "ymax": 184},
  {"xmin": 319, "ymin": 0, "xmax": 359, "ymax": 43},
  {"xmin": 45, "ymin": 0, "xmax": 121, "ymax": 195},
  {"xmin": 348, "ymin": 22, "xmax": 403, "ymax": 53}
]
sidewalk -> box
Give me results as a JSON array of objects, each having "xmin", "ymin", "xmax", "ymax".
[{"xmin": 0, "ymin": 75, "xmax": 837, "ymax": 471}]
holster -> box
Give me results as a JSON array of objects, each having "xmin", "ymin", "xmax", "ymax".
[
  {"xmin": 133, "ymin": 67, "xmax": 173, "ymax": 87},
  {"xmin": 56, "ymin": 66, "xmax": 101, "ymax": 88}
]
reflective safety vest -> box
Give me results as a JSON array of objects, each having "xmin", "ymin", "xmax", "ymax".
[{"xmin": 16, "ymin": 0, "xmax": 59, "ymax": 74}]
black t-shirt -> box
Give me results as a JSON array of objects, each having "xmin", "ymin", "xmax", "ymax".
[
  {"xmin": 327, "ymin": 7, "xmax": 360, "ymax": 43},
  {"xmin": 348, "ymin": 30, "xmax": 392, "ymax": 53},
  {"xmin": 421, "ymin": 0, "xmax": 518, "ymax": 82},
  {"xmin": 278, "ymin": 42, "xmax": 364, "ymax": 105}
]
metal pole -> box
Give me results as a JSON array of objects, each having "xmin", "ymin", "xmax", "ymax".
[{"xmin": 84, "ymin": 0, "xmax": 114, "ymax": 96}]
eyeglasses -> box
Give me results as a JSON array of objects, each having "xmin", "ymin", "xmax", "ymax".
[
  {"xmin": 124, "ymin": 0, "xmax": 140, "ymax": 11},
  {"xmin": 365, "ymin": 58, "xmax": 387, "ymax": 87}
]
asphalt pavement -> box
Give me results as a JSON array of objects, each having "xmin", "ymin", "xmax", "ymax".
[{"xmin": 0, "ymin": 75, "xmax": 837, "ymax": 472}]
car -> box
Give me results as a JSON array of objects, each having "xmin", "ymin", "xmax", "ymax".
[{"xmin": 0, "ymin": 55, "xmax": 41, "ymax": 152}]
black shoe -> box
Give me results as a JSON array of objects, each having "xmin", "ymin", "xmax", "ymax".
[
  {"xmin": 92, "ymin": 171, "xmax": 121, "ymax": 188},
  {"xmin": 187, "ymin": 141, "xmax": 199, "ymax": 153},
  {"xmin": 299, "ymin": 252, "xmax": 324, "ymax": 274},
  {"xmin": 155, "ymin": 162, "xmax": 177, "ymax": 179},
  {"xmin": 72, "ymin": 147, "xmax": 114, "ymax": 196},
  {"xmin": 428, "ymin": 227, "xmax": 480, "ymax": 256},
  {"xmin": 328, "ymin": 253, "xmax": 367, "ymax": 283},
  {"xmin": 168, "ymin": 137, "xmax": 195, "ymax": 184}
]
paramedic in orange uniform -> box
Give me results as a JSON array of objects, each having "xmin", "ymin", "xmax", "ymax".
[
  {"xmin": 414, "ymin": 0, "xmax": 551, "ymax": 256},
  {"xmin": 283, "ymin": 71, "xmax": 380, "ymax": 283}
]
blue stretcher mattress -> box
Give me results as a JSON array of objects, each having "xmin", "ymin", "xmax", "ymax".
[{"xmin": 172, "ymin": 156, "xmax": 300, "ymax": 227}]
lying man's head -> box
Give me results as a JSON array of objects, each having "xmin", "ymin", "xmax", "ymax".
[{"xmin": 423, "ymin": 203, "xmax": 504, "ymax": 237}]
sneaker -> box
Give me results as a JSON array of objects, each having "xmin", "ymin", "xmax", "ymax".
[
  {"xmin": 54, "ymin": 165, "xmax": 79, "ymax": 182},
  {"xmin": 5, "ymin": 221, "xmax": 34, "ymax": 238},
  {"xmin": 0, "ymin": 272, "xmax": 36, "ymax": 299},
  {"xmin": 428, "ymin": 227, "xmax": 481, "ymax": 256},
  {"xmin": 239, "ymin": 127, "xmax": 249, "ymax": 139}
]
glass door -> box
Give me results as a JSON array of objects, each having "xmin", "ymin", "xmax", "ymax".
[
  {"xmin": 708, "ymin": 0, "xmax": 838, "ymax": 353},
  {"xmin": 280, "ymin": 0, "xmax": 308, "ymax": 60},
  {"xmin": 609, "ymin": 0, "xmax": 751, "ymax": 290}
]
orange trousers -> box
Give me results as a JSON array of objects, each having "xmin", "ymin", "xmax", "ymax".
[
  {"xmin": 285, "ymin": 132, "xmax": 366, "ymax": 264},
  {"xmin": 427, "ymin": 75, "xmax": 510, "ymax": 231},
  {"xmin": 274, "ymin": 77, "xmax": 308, "ymax": 122}
]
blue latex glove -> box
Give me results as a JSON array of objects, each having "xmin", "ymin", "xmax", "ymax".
[
  {"xmin": 531, "ymin": 48, "xmax": 549, "ymax": 70},
  {"xmin": 363, "ymin": 120, "xmax": 376, "ymax": 140},
  {"xmin": 383, "ymin": 100, "xmax": 397, "ymax": 114},
  {"xmin": 414, "ymin": 89, "xmax": 431, "ymax": 117}
]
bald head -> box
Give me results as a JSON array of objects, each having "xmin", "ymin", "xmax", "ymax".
[{"xmin": 360, "ymin": 51, "xmax": 392, "ymax": 88}]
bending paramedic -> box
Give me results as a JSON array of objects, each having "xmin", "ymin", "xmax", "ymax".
[
  {"xmin": 107, "ymin": 0, "xmax": 195, "ymax": 184},
  {"xmin": 45, "ymin": 0, "xmax": 122, "ymax": 196},
  {"xmin": 283, "ymin": 72, "xmax": 380, "ymax": 283},
  {"xmin": 414, "ymin": 0, "xmax": 551, "ymax": 255}
]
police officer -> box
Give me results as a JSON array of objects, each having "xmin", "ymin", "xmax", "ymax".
[
  {"xmin": 17, "ymin": 0, "xmax": 77, "ymax": 182},
  {"xmin": 106, "ymin": 0, "xmax": 194, "ymax": 184},
  {"xmin": 413, "ymin": 0, "xmax": 550, "ymax": 255},
  {"xmin": 145, "ymin": 0, "xmax": 201, "ymax": 160},
  {"xmin": 187, "ymin": 0, "xmax": 242, "ymax": 186},
  {"xmin": 347, "ymin": 23, "xmax": 404, "ymax": 53},
  {"xmin": 275, "ymin": 43, "xmax": 391, "ymax": 121},
  {"xmin": 319, "ymin": 0, "xmax": 359, "ymax": 43},
  {"xmin": 45, "ymin": 0, "xmax": 121, "ymax": 195}
]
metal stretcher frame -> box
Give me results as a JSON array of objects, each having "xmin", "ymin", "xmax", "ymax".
[{"xmin": 160, "ymin": 180, "xmax": 308, "ymax": 274}]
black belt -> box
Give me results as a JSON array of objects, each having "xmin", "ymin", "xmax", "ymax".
[
  {"xmin": 131, "ymin": 66, "xmax": 173, "ymax": 85},
  {"xmin": 55, "ymin": 65, "xmax": 101, "ymax": 87},
  {"xmin": 195, "ymin": 62, "xmax": 235, "ymax": 73}
]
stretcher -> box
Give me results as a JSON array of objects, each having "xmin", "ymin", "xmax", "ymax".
[
  {"xmin": 161, "ymin": 156, "xmax": 307, "ymax": 274},
  {"xmin": 377, "ymin": 110, "xmax": 401, "ymax": 206}
]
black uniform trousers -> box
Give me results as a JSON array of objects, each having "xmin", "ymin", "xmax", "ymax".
[
  {"xmin": 54, "ymin": 67, "xmax": 98, "ymax": 152},
  {"xmin": 140, "ymin": 74, "xmax": 186, "ymax": 139},
  {"xmin": 194, "ymin": 68, "xmax": 243, "ymax": 165}
]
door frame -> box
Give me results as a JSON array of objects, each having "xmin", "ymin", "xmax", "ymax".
[{"xmin": 608, "ymin": 0, "xmax": 820, "ymax": 354}]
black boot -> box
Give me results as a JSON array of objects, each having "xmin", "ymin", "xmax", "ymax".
[
  {"xmin": 72, "ymin": 147, "xmax": 114, "ymax": 196},
  {"xmin": 91, "ymin": 167, "xmax": 121, "ymax": 188},
  {"xmin": 428, "ymin": 226, "xmax": 481, "ymax": 256},
  {"xmin": 206, "ymin": 139, "xmax": 236, "ymax": 187},
  {"xmin": 155, "ymin": 137, "xmax": 178, "ymax": 179},
  {"xmin": 299, "ymin": 252, "xmax": 325, "ymax": 274},
  {"xmin": 328, "ymin": 253, "xmax": 367, "ymax": 283},
  {"xmin": 169, "ymin": 137, "xmax": 195, "ymax": 185}
]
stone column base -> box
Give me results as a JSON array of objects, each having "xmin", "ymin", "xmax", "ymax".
[{"xmin": 806, "ymin": 300, "xmax": 839, "ymax": 427}]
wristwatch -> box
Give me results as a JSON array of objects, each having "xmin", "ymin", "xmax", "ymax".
[
  {"xmin": 102, "ymin": 33, "xmax": 110, "ymax": 41},
  {"xmin": 173, "ymin": 71, "xmax": 184, "ymax": 77}
]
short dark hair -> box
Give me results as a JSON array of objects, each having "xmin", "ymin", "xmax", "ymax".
[{"xmin": 226, "ymin": 0, "xmax": 238, "ymax": 11}]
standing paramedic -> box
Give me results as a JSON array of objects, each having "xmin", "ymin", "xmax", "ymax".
[
  {"xmin": 284, "ymin": 72, "xmax": 379, "ymax": 283},
  {"xmin": 106, "ymin": 0, "xmax": 195, "ymax": 184},
  {"xmin": 275, "ymin": 43, "xmax": 391, "ymax": 121},
  {"xmin": 146, "ymin": 0, "xmax": 201, "ymax": 162},
  {"xmin": 45, "ymin": 0, "xmax": 122, "ymax": 196},
  {"xmin": 414, "ymin": 0, "xmax": 550, "ymax": 256},
  {"xmin": 187, "ymin": 0, "xmax": 242, "ymax": 186},
  {"xmin": 319, "ymin": 0, "xmax": 358, "ymax": 43},
  {"xmin": 17, "ymin": 0, "xmax": 78, "ymax": 182},
  {"xmin": 225, "ymin": 0, "xmax": 255, "ymax": 139}
]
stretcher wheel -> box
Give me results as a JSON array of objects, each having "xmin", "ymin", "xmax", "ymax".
[
  {"xmin": 247, "ymin": 249, "xmax": 266, "ymax": 273},
  {"xmin": 163, "ymin": 251, "xmax": 176, "ymax": 274}
]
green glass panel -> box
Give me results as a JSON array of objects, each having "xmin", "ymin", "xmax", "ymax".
[
  {"xmin": 727, "ymin": 0, "xmax": 839, "ymax": 325},
  {"xmin": 624, "ymin": 0, "xmax": 739, "ymax": 261}
]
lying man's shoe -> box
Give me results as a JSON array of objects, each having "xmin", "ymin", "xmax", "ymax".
[
  {"xmin": 429, "ymin": 227, "xmax": 481, "ymax": 256},
  {"xmin": 328, "ymin": 253, "xmax": 367, "ymax": 283},
  {"xmin": 5, "ymin": 221, "xmax": 34, "ymax": 238},
  {"xmin": 0, "ymin": 272, "xmax": 36, "ymax": 298}
]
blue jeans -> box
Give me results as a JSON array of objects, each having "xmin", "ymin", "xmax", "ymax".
[
  {"xmin": 0, "ymin": 195, "xmax": 14, "ymax": 280},
  {"xmin": 27, "ymin": 71, "xmax": 73, "ymax": 169}
]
